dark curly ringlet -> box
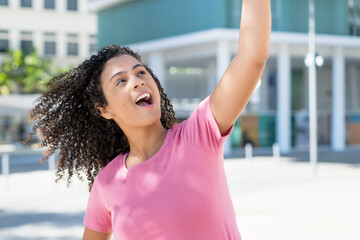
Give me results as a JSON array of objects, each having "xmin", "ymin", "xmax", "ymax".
[{"xmin": 25, "ymin": 45, "xmax": 176, "ymax": 190}]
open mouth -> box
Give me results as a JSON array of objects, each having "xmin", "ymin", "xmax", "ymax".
[{"xmin": 135, "ymin": 93, "xmax": 153, "ymax": 106}]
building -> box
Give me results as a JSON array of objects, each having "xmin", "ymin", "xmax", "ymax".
[
  {"xmin": 17, "ymin": 0, "xmax": 356, "ymax": 153},
  {"xmin": 0, "ymin": 0, "xmax": 97, "ymax": 144},
  {"xmin": 89, "ymin": 0, "xmax": 360, "ymax": 153},
  {"xmin": 0, "ymin": 0, "xmax": 97, "ymax": 66}
]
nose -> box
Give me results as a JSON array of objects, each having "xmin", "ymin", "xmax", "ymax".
[{"xmin": 132, "ymin": 76, "xmax": 145, "ymax": 89}]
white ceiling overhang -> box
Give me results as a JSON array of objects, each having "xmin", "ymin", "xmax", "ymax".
[
  {"xmin": 88, "ymin": 0, "xmax": 135, "ymax": 12},
  {"xmin": 129, "ymin": 29, "xmax": 360, "ymax": 53},
  {"xmin": 0, "ymin": 94, "xmax": 41, "ymax": 114}
]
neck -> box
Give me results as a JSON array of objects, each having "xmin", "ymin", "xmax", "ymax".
[{"xmin": 124, "ymin": 122, "xmax": 167, "ymax": 167}]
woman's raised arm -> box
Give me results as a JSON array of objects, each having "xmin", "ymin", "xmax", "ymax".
[{"xmin": 211, "ymin": 0, "xmax": 271, "ymax": 135}]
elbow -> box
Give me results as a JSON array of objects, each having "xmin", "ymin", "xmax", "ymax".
[
  {"xmin": 254, "ymin": 46, "xmax": 270, "ymax": 65},
  {"xmin": 250, "ymin": 53, "xmax": 269, "ymax": 69}
]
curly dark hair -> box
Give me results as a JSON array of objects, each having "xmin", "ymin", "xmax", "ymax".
[{"xmin": 25, "ymin": 45, "xmax": 176, "ymax": 190}]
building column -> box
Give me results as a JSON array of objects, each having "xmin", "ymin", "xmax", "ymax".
[
  {"xmin": 10, "ymin": 0, "xmax": 18, "ymax": 8},
  {"xmin": 79, "ymin": 0, "xmax": 88, "ymax": 14},
  {"xmin": 57, "ymin": 32, "xmax": 66, "ymax": 58},
  {"xmin": 206, "ymin": 61, "xmax": 217, "ymax": 96},
  {"xmin": 9, "ymin": 29, "xmax": 20, "ymax": 50},
  {"xmin": 276, "ymin": 44, "xmax": 291, "ymax": 153},
  {"xmin": 34, "ymin": 30, "xmax": 43, "ymax": 56},
  {"xmin": 34, "ymin": 0, "xmax": 42, "ymax": 11},
  {"xmin": 79, "ymin": 33, "xmax": 89, "ymax": 58},
  {"xmin": 148, "ymin": 51, "xmax": 166, "ymax": 91},
  {"xmin": 331, "ymin": 47, "xmax": 346, "ymax": 151},
  {"xmin": 216, "ymin": 40, "xmax": 232, "ymax": 155},
  {"xmin": 57, "ymin": 0, "xmax": 66, "ymax": 12},
  {"xmin": 260, "ymin": 66, "xmax": 269, "ymax": 111}
]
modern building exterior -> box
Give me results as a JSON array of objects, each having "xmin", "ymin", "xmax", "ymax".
[
  {"xmin": 83, "ymin": 0, "xmax": 360, "ymax": 152},
  {"xmin": 0, "ymin": 0, "xmax": 97, "ymax": 144},
  {"xmin": 0, "ymin": 0, "xmax": 97, "ymax": 66}
]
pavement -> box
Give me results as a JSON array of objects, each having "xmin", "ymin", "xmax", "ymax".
[{"xmin": 0, "ymin": 148, "xmax": 359, "ymax": 240}]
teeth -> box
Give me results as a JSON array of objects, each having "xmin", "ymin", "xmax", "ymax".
[{"xmin": 135, "ymin": 93, "xmax": 150, "ymax": 103}]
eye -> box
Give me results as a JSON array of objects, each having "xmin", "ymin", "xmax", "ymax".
[
  {"xmin": 115, "ymin": 79, "xmax": 127, "ymax": 86},
  {"xmin": 137, "ymin": 70, "xmax": 146, "ymax": 77}
]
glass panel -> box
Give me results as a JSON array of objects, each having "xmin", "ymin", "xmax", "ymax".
[
  {"xmin": 67, "ymin": 42, "xmax": 78, "ymax": 55},
  {"xmin": 89, "ymin": 34, "xmax": 97, "ymax": 53},
  {"xmin": 67, "ymin": 0, "xmax": 77, "ymax": 11},
  {"xmin": 44, "ymin": 41, "xmax": 56, "ymax": 55},
  {"xmin": 347, "ymin": 113, "xmax": 360, "ymax": 145},
  {"xmin": 0, "ymin": 39, "xmax": 9, "ymax": 52},
  {"xmin": 21, "ymin": 40, "xmax": 33, "ymax": 54},
  {"xmin": 21, "ymin": 0, "xmax": 32, "ymax": 8},
  {"xmin": 89, "ymin": 43, "xmax": 96, "ymax": 53},
  {"xmin": 0, "ymin": 0, "xmax": 8, "ymax": 6},
  {"xmin": 44, "ymin": 0, "xmax": 55, "ymax": 9},
  {"xmin": 349, "ymin": 0, "xmax": 360, "ymax": 36}
]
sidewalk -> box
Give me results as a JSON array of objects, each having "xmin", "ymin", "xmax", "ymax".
[{"xmin": 1, "ymin": 153, "xmax": 359, "ymax": 240}]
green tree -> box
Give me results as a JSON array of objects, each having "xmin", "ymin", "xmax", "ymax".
[{"xmin": 0, "ymin": 49, "xmax": 66, "ymax": 94}]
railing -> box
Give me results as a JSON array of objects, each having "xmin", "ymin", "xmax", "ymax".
[{"xmin": 0, "ymin": 144, "xmax": 56, "ymax": 176}]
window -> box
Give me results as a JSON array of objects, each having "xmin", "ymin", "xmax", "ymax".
[
  {"xmin": 67, "ymin": 0, "xmax": 77, "ymax": 11},
  {"xmin": 0, "ymin": 0, "xmax": 8, "ymax": 6},
  {"xmin": 21, "ymin": 0, "xmax": 32, "ymax": 8},
  {"xmin": 44, "ymin": 32, "xmax": 56, "ymax": 55},
  {"xmin": 44, "ymin": 0, "xmax": 55, "ymax": 9},
  {"xmin": 67, "ymin": 33, "xmax": 78, "ymax": 56},
  {"xmin": 0, "ymin": 30, "xmax": 9, "ymax": 52},
  {"xmin": 20, "ymin": 31, "xmax": 33, "ymax": 54},
  {"xmin": 89, "ymin": 34, "xmax": 97, "ymax": 54},
  {"xmin": 349, "ymin": 0, "xmax": 360, "ymax": 36}
]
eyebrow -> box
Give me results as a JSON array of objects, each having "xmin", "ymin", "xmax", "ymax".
[{"xmin": 109, "ymin": 64, "xmax": 145, "ymax": 82}]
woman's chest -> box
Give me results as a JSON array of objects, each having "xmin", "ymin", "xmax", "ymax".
[{"xmin": 107, "ymin": 158, "xmax": 224, "ymax": 238}]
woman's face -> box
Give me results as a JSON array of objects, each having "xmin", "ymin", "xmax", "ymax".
[{"xmin": 98, "ymin": 54, "xmax": 162, "ymax": 130}]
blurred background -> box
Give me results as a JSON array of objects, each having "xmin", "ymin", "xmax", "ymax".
[{"xmin": 0, "ymin": 0, "xmax": 359, "ymax": 239}]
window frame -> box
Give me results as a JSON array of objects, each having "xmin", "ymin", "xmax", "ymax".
[
  {"xmin": 20, "ymin": 0, "xmax": 32, "ymax": 8},
  {"xmin": 0, "ymin": 30, "xmax": 9, "ymax": 53},
  {"xmin": 20, "ymin": 31, "xmax": 33, "ymax": 54},
  {"xmin": 44, "ymin": 32, "xmax": 56, "ymax": 56},
  {"xmin": 0, "ymin": 0, "xmax": 8, "ymax": 6},
  {"xmin": 67, "ymin": 33, "xmax": 78, "ymax": 56},
  {"xmin": 44, "ymin": 0, "xmax": 55, "ymax": 10},
  {"xmin": 67, "ymin": 0, "xmax": 77, "ymax": 11}
]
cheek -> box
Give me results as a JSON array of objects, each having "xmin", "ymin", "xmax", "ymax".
[{"xmin": 104, "ymin": 92, "xmax": 128, "ymax": 113}]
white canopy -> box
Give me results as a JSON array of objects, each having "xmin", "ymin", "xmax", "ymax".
[{"xmin": 0, "ymin": 94, "xmax": 41, "ymax": 115}]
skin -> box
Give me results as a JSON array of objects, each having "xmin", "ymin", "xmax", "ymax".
[
  {"xmin": 83, "ymin": 0, "xmax": 271, "ymax": 238},
  {"xmin": 98, "ymin": 54, "xmax": 167, "ymax": 168}
]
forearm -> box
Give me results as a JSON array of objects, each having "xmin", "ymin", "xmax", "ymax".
[{"xmin": 238, "ymin": 0, "xmax": 271, "ymax": 61}]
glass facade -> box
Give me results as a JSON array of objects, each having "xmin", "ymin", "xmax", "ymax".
[{"xmin": 349, "ymin": 0, "xmax": 360, "ymax": 36}]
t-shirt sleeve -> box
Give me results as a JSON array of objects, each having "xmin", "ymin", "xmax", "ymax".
[
  {"xmin": 181, "ymin": 94, "xmax": 233, "ymax": 153},
  {"xmin": 83, "ymin": 174, "xmax": 112, "ymax": 233}
]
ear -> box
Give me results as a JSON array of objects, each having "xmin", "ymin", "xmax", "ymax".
[{"xmin": 96, "ymin": 105, "xmax": 114, "ymax": 120}]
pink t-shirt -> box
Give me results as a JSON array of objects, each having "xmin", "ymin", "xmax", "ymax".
[{"xmin": 83, "ymin": 95, "xmax": 241, "ymax": 240}]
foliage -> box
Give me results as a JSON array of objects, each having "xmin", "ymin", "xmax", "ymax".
[{"xmin": 0, "ymin": 49, "xmax": 69, "ymax": 94}]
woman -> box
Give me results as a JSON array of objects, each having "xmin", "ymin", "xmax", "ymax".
[{"xmin": 27, "ymin": 1, "xmax": 271, "ymax": 239}]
